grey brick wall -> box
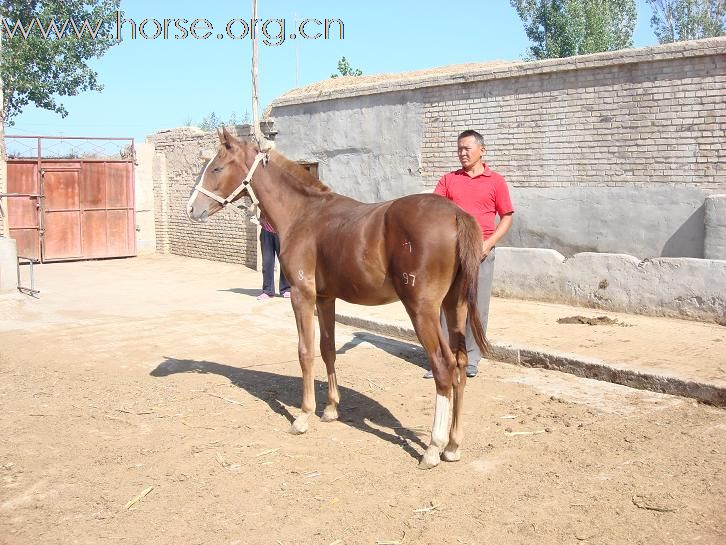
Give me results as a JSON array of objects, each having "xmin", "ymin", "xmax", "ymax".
[
  {"xmin": 419, "ymin": 45, "xmax": 725, "ymax": 191},
  {"xmin": 149, "ymin": 125, "xmax": 257, "ymax": 268}
]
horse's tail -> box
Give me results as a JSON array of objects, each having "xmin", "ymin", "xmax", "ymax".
[{"xmin": 456, "ymin": 211, "xmax": 490, "ymax": 356}]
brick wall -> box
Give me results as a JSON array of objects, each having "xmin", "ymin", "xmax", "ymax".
[
  {"xmin": 418, "ymin": 40, "xmax": 724, "ymax": 192},
  {"xmin": 149, "ymin": 125, "xmax": 257, "ymax": 268}
]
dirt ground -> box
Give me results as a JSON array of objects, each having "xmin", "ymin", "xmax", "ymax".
[{"xmin": 1, "ymin": 256, "xmax": 724, "ymax": 545}]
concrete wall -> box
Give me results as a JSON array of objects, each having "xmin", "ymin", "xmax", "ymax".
[
  {"xmin": 0, "ymin": 237, "xmax": 17, "ymax": 292},
  {"xmin": 269, "ymin": 37, "xmax": 726, "ymax": 259},
  {"xmin": 0, "ymin": 70, "xmax": 6, "ymax": 238},
  {"xmin": 493, "ymin": 248, "xmax": 726, "ymax": 324},
  {"xmin": 133, "ymin": 143, "xmax": 158, "ymax": 255},
  {"xmin": 271, "ymin": 92, "xmax": 425, "ymax": 202},
  {"xmin": 705, "ymin": 194, "xmax": 726, "ymax": 260},
  {"xmin": 502, "ymin": 186, "xmax": 708, "ymax": 257},
  {"xmin": 0, "ymin": 163, "xmax": 6, "ymax": 238},
  {"xmin": 0, "ymin": 120, "xmax": 6, "ymax": 238},
  {"xmin": 147, "ymin": 126, "xmax": 257, "ymax": 268}
]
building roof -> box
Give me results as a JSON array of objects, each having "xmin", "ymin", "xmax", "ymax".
[
  {"xmin": 269, "ymin": 37, "xmax": 726, "ymax": 108},
  {"xmin": 273, "ymin": 61, "xmax": 519, "ymax": 107}
]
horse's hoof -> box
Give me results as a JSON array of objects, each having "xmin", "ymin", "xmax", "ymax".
[
  {"xmin": 442, "ymin": 448, "xmax": 461, "ymax": 462},
  {"xmin": 321, "ymin": 407, "xmax": 339, "ymax": 422},
  {"xmin": 418, "ymin": 449, "xmax": 441, "ymax": 469},
  {"xmin": 289, "ymin": 418, "xmax": 308, "ymax": 435}
]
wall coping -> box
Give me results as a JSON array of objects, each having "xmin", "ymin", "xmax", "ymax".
[
  {"xmin": 147, "ymin": 124, "xmax": 253, "ymax": 145},
  {"xmin": 271, "ymin": 37, "xmax": 726, "ymax": 108}
]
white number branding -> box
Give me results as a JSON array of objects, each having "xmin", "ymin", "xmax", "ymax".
[
  {"xmin": 298, "ymin": 270, "xmax": 304, "ymax": 281},
  {"xmin": 402, "ymin": 273, "xmax": 416, "ymax": 286}
]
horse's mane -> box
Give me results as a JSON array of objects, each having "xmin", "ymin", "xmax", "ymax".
[{"xmin": 269, "ymin": 150, "xmax": 331, "ymax": 193}]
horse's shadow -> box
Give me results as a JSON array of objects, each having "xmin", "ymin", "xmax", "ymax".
[
  {"xmin": 337, "ymin": 331, "xmax": 429, "ymax": 371},
  {"xmin": 150, "ymin": 357, "xmax": 428, "ymax": 461}
]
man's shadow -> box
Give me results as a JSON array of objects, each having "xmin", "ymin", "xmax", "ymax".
[
  {"xmin": 219, "ymin": 288, "xmax": 262, "ymax": 297},
  {"xmin": 150, "ymin": 357, "xmax": 428, "ymax": 461}
]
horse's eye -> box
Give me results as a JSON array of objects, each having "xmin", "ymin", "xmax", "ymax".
[{"xmin": 213, "ymin": 166, "xmax": 223, "ymax": 173}]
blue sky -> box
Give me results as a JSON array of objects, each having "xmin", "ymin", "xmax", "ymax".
[{"xmin": 7, "ymin": 0, "xmax": 660, "ymax": 145}]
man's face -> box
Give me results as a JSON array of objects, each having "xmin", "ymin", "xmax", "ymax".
[{"xmin": 458, "ymin": 136, "xmax": 484, "ymax": 170}]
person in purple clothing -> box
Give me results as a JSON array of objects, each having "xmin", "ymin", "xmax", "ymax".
[{"xmin": 257, "ymin": 213, "xmax": 291, "ymax": 300}]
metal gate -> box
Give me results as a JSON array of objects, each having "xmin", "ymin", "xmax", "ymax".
[{"xmin": 5, "ymin": 136, "xmax": 136, "ymax": 262}]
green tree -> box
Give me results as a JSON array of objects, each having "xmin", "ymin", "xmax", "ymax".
[
  {"xmin": 647, "ymin": 0, "xmax": 725, "ymax": 42},
  {"xmin": 198, "ymin": 112, "xmax": 222, "ymax": 132},
  {"xmin": 330, "ymin": 56, "xmax": 362, "ymax": 78},
  {"xmin": 511, "ymin": 0, "xmax": 636, "ymax": 59},
  {"xmin": 194, "ymin": 111, "xmax": 251, "ymax": 131},
  {"xmin": 226, "ymin": 111, "xmax": 251, "ymax": 126},
  {"xmin": 0, "ymin": 0, "xmax": 120, "ymax": 126}
]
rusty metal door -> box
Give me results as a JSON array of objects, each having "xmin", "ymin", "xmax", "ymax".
[
  {"xmin": 42, "ymin": 164, "xmax": 83, "ymax": 260},
  {"xmin": 6, "ymin": 136, "xmax": 136, "ymax": 262}
]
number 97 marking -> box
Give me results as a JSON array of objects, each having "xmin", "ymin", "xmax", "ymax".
[{"xmin": 402, "ymin": 273, "xmax": 416, "ymax": 286}]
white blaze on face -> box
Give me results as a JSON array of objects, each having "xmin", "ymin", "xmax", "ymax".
[{"xmin": 431, "ymin": 393, "xmax": 450, "ymax": 448}]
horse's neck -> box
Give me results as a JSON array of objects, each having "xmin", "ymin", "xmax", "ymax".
[{"xmin": 253, "ymin": 164, "xmax": 314, "ymax": 237}]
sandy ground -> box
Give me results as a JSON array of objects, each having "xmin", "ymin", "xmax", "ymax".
[{"xmin": 1, "ymin": 255, "xmax": 724, "ymax": 545}]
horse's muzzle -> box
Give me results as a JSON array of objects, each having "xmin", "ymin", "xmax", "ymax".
[{"xmin": 186, "ymin": 204, "xmax": 209, "ymax": 223}]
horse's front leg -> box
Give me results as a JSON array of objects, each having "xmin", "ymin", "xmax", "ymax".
[
  {"xmin": 289, "ymin": 289, "xmax": 317, "ymax": 435},
  {"xmin": 316, "ymin": 296, "xmax": 339, "ymax": 422}
]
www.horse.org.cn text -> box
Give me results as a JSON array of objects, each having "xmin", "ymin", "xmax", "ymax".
[{"xmin": 0, "ymin": 13, "xmax": 345, "ymax": 46}]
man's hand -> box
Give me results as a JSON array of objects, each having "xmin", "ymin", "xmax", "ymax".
[{"xmin": 481, "ymin": 213, "xmax": 513, "ymax": 260}]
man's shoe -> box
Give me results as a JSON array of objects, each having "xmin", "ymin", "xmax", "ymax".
[
  {"xmin": 257, "ymin": 293, "xmax": 273, "ymax": 301},
  {"xmin": 423, "ymin": 369, "xmax": 434, "ymax": 379},
  {"xmin": 466, "ymin": 365, "xmax": 479, "ymax": 378},
  {"xmin": 282, "ymin": 291, "xmax": 291, "ymax": 299}
]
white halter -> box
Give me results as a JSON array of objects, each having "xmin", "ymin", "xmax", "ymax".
[{"xmin": 188, "ymin": 151, "xmax": 268, "ymax": 223}]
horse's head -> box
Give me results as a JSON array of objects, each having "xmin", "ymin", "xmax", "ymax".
[{"xmin": 186, "ymin": 126, "xmax": 260, "ymax": 222}]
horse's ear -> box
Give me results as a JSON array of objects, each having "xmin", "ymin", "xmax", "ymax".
[{"xmin": 219, "ymin": 126, "xmax": 237, "ymax": 150}]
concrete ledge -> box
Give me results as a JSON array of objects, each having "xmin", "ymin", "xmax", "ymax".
[
  {"xmin": 493, "ymin": 248, "xmax": 726, "ymax": 324},
  {"xmin": 335, "ymin": 312, "xmax": 726, "ymax": 407}
]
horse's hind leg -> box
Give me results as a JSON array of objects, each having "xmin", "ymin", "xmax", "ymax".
[
  {"xmin": 441, "ymin": 284, "xmax": 469, "ymax": 462},
  {"xmin": 316, "ymin": 296, "xmax": 340, "ymax": 422},
  {"xmin": 407, "ymin": 308, "xmax": 457, "ymax": 469}
]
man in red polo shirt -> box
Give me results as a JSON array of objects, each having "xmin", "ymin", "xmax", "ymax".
[{"xmin": 425, "ymin": 129, "xmax": 514, "ymax": 378}]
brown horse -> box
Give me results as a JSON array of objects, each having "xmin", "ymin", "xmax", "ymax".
[{"xmin": 186, "ymin": 127, "xmax": 489, "ymax": 469}]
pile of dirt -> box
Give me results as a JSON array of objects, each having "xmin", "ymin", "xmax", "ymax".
[{"xmin": 557, "ymin": 315, "xmax": 620, "ymax": 326}]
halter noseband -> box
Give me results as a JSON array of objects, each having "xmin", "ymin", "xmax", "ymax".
[{"xmin": 189, "ymin": 150, "xmax": 268, "ymax": 223}]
